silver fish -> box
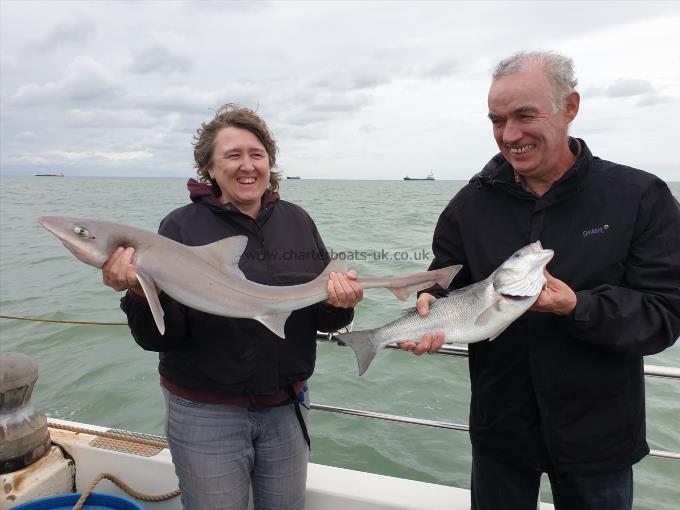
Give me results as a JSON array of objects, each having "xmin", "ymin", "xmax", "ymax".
[
  {"xmin": 38, "ymin": 216, "xmax": 462, "ymax": 338},
  {"xmin": 337, "ymin": 242, "xmax": 554, "ymax": 375}
]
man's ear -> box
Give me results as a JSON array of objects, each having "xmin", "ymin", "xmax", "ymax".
[{"xmin": 564, "ymin": 91, "xmax": 580, "ymax": 122}]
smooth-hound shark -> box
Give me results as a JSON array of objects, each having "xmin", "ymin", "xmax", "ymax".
[{"xmin": 39, "ymin": 217, "xmax": 461, "ymax": 338}]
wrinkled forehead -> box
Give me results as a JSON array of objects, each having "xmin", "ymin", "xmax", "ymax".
[{"xmin": 488, "ymin": 68, "xmax": 555, "ymax": 111}]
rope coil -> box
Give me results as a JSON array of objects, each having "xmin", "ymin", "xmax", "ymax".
[
  {"xmin": 46, "ymin": 421, "xmax": 180, "ymax": 508},
  {"xmin": 72, "ymin": 473, "xmax": 180, "ymax": 510}
]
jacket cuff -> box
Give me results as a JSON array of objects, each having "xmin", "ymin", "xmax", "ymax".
[{"xmin": 559, "ymin": 290, "xmax": 593, "ymax": 331}]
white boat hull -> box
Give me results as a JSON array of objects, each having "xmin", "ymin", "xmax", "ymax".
[{"xmin": 45, "ymin": 419, "xmax": 554, "ymax": 509}]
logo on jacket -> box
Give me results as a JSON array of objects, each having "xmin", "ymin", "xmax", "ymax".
[{"xmin": 583, "ymin": 224, "xmax": 609, "ymax": 238}]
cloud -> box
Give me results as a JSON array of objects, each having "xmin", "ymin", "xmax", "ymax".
[
  {"xmin": 66, "ymin": 108, "xmax": 158, "ymax": 128},
  {"xmin": 636, "ymin": 93, "xmax": 673, "ymax": 107},
  {"xmin": 283, "ymin": 92, "xmax": 372, "ymax": 126},
  {"xmin": 132, "ymin": 85, "xmax": 263, "ymax": 115},
  {"xmin": 12, "ymin": 56, "xmax": 121, "ymax": 106},
  {"xmin": 585, "ymin": 78, "xmax": 675, "ymax": 108},
  {"xmin": 128, "ymin": 36, "xmax": 193, "ymax": 75},
  {"xmin": 309, "ymin": 68, "xmax": 391, "ymax": 92},
  {"xmin": 28, "ymin": 15, "xmax": 94, "ymax": 53},
  {"xmin": 605, "ymin": 78, "xmax": 655, "ymax": 97},
  {"xmin": 420, "ymin": 59, "xmax": 460, "ymax": 79},
  {"xmin": 6, "ymin": 149, "xmax": 154, "ymax": 166}
]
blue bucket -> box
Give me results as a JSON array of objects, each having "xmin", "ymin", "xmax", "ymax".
[{"xmin": 12, "ymin": 493, "xmax": 145, "ymax": 510}]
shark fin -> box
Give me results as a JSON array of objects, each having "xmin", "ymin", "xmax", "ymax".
[
  {"xmin": 191, "ymin": 235, "xmax": 249, "ymax": 279},
  {"xmin": 137, "ymin": 271, "xmax": 165, "ymax": 335},
  {"xmin": 257, "ymin": 311, "xmax": 291, "ymax": 339},
  {"xmin": 336, "ymin": 329, "xmax": 379, "ymax": 376}
]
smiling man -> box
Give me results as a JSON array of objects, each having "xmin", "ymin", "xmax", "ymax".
[{"xmin": 404, "ymin": 51, "xmax": 680, "ymax": 509}]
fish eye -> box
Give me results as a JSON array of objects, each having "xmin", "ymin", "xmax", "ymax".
[{"xmin": 74, "ymin": 226, "xmax": 89, "ymax": 238}]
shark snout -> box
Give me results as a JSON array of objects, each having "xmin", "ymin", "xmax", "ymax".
[{"xmin": 38, "ymin": 216, "xmax": 63, "ymax": 240}]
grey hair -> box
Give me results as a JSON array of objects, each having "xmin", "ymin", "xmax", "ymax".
[{"xmin": 492, "ymin": 51, "xmax": 578, "ymax": 112}]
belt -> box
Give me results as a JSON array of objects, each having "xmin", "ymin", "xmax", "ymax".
[{"xmin": 160, "ymin": 376, "xmax": 306, "ymax": 409}]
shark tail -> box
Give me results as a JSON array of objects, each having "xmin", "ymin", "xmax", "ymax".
[
  {"xmin": 337, "ymin": 329, "xmax": 380, "ymax": 376},
  {"xmin": 388, "ymin": 264, "xmax": 462, "ymax": 301}
]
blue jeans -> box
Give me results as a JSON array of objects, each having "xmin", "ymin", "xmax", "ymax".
[
  {"xmin": 470, "ymin": 449, "xmax": 633, "ymax": 510},
  {"xmin": 162, "ymin": 386, "xmax": 309, "ymax": 510}
]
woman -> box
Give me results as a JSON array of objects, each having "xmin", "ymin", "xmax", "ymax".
[{"xmin": 102, "ymin": 104, "xmax": 361, "ymax": 510}]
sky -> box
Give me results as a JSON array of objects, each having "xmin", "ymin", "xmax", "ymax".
[{"xmin": 1, "ymin": 0, "xmax": 679, "ymax": 181}]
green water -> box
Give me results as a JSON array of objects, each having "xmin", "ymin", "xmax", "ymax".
[{"xmin": 1, "ymin": 176, "xmax": 678, "ymax": 508}]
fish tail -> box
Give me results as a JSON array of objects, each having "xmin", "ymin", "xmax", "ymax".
[
  {"xmin": 386, "ymin": 264, "xmax": 463, "ymax": 301},
  {"xmin": 432, "ymin": 264, "xmax": 463, "ymax": 290},
  {"xmin": 337, "ymin": 329, "xmax": 379, "ymax": 376}
]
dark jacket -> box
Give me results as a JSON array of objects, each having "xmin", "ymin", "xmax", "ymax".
[
  {"xmin": 121, "ymin": 180, "xmax": 353, "ymax": 396},
  {"xmin": 427, "ymin": 138, "xmax": 680, "ymax": 474}
]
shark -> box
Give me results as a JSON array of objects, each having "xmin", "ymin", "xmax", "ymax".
[{"xmin": 38, "ymin": 216, "xmax": 461, "ymax": 338}]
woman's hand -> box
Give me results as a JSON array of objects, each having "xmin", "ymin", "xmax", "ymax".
[
  {"xmin": 324, "ymin": 271, "xmax": 363, "ymax": 309},
  {"xmin": 102, "ymin": 247, "xmax": 145, "ymax": 298}
]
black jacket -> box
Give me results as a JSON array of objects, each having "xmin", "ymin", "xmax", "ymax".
[
  {"xmin": 121, "ymin": 180, "xmax": 353, "ymax": 396},
  {"xmin": 428, "ymin": 139, "xmax": 680, "ymax": 474}
]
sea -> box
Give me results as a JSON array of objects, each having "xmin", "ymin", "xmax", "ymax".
[{"xmin": 1, "ymin": 176, "xmax": 678, "ymax": 509}]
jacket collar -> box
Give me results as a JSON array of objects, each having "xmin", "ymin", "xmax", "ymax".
[
  {"xmin": 472, "ymin": 137, "xmax": 592, "ymax": 206},
  {"xmin": 186, "ymin": 178, "xmax": 280, "ymax": 219}
]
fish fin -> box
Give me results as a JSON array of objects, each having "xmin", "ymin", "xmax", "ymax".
[
  {"xmin": 257, "ymin": 311, "xmax": 291, "ymax": 339},
  {"xmin": 432, "ymin": 264, "xmax": 463, "ymax": 290},
  {"xmin": 191, "ymin": 235, "xmax": 249, "ymax": 279},
  {"xmin": 488, "ymin": 322, "xmax": 512, "ymax": 341},
  {"xmin": 388, "ymin": 282, "xmax": 435, "ymax": 301},
  {"xmin": 474, "ymin": 295, "xmax": 509, "ymax": 328},
  {"xmin": 386, "ymin": 264, "xmax": 463, "ymax": 301},
  {"xmin": 336, "ymin": 329, "xmax": 380, "ymax": 376},
  {"xmin": 137, "ymin": 271, "xmax": 165, "ymax": 335}
]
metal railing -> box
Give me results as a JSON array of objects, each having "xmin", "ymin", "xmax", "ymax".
[
  {"xmin": 316, "ymin": 333, "xmax": 680, "ymax": 380},
  {"xmin": 314, "ymin": 333, "xmax": 680, "ymax": 461}
]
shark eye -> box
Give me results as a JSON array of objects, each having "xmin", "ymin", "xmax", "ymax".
[{"xmin": 74, "ymin": 226, "xmax": 89, "ymax": 238}]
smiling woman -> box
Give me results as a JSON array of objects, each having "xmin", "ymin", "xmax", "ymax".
[
  {"xmin": 208, "ymin": 127, "xmax": 272, "ymax": 219},
  {"xmin": 98, "ymin": 103, "xmax": 364, "ymax": 510}
]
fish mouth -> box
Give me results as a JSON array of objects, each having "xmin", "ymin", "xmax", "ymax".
[{"xmin": 530, "ymin": 241, "xmax": 554, "ymax": 263}]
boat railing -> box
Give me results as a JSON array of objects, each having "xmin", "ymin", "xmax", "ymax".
[{"xmin": 314, "ymin": 333, "xmax": 680, "ymax": 461}]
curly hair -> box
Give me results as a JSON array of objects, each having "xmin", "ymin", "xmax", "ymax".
[{"xmin": 193, "ymin": 103, "xmax": 280, "ymax": 191}]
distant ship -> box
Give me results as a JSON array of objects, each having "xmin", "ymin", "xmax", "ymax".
[
  {"xmin": 35, "ymin": 172, "xmax": 64, "ymax": 177},
  {"xmin": 286, "ymin": 176, "xmax": 301, "ymax": 180},
  {"xmin": 404, "ymin": 171, "xmax": 434, "ymax": 181}
]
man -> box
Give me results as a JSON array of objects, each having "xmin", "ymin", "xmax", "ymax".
[{"xmin": 401, "ymin": 51, "xmax": 680, "ymax": 509}]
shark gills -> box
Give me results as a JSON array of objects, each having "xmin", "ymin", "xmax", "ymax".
[
  {"xmin": 38, "ymin": 216, "xmax": 462, "ymax": 338},
  {"xmin": 338, "ymin": 242, "xmax": 554, "ymax": 375}
]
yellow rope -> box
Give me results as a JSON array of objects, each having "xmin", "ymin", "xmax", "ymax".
[
  {"xmin": 0, "ymin": 315, "xmax": 127, "ymax": 326},
  {"xmin": 73, "ymin": 473, "xmax": 180, "ymax": 510}
]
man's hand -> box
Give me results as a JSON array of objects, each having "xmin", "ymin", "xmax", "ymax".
[
  {"xmin": 324, "ymin": 271, "xmax": 363, "ymax": 309},
  {"xmin": 531, "ymin": 270, "xmax": 577, "ymax": 316},
  {"xmin": 397, "ymin": 292, "xmax": 445, "ymax": 354},
  {"xmin": 102, "ymin": 247, "xmax": 146, "ymax": 298}
]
